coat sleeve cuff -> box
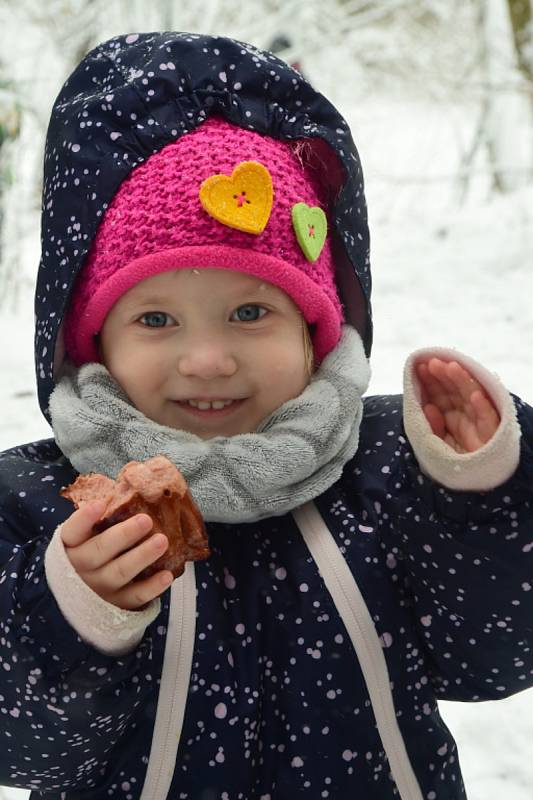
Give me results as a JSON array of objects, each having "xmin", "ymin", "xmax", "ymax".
[
  {"xmin": 403, "ymin": 347, "xmax": 521, "ymax": 491},
  {"xmin": 44, "ymin": 524, "xmax": 161, "ymax": 656}
]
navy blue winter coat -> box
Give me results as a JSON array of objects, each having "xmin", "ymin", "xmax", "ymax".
[{"xmin": 1, "ymin": 32, "xmax": 533, "ymax": 800}]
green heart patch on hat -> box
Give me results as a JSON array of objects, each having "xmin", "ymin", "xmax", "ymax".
[{"xmin": 291, "ymin": 202, "xmax": 327, "ymax": 262}]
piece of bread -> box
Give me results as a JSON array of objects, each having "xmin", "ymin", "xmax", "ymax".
[{"xmin": 60, "ymin": 455, "xmax": 209, "ymax": 579}]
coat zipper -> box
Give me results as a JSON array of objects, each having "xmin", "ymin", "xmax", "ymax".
[
  {"xmin": 139, "ymin": 561, "xmax": 197, "ymax": 800},
  {"xmin": 292, "ymin": 501, "xmax": 424, "ymax": 800}
]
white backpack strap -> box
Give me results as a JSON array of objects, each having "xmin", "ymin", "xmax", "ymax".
[{"xmin": 293, "ymin": 501, "xmax": 424, "ymax": 800}]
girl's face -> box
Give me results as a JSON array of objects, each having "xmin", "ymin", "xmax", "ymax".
[{"xmin": 99, "ymin": 269, "xmax": 311, "ymax": 439}]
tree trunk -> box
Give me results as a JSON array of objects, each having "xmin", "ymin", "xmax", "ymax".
[
  {"xmin": 507, "ymin": 0, "xmax": 533, "ymax": 79},
  {"xmin": 481, "ymin": 0, "xmax": 532, "ymax": 191}
]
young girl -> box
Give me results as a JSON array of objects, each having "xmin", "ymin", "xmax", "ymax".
[{"xmin": 0, "ymin": 31, "xmax": 532, "ymax": 800}]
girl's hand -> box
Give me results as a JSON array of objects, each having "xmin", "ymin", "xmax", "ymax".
[
  {"xmin": 60, "ymin": 502, "xmax": 174, "ymax": 610},
  {"xmin": 415, "ymin": 358, "xmax": 500, "ymax": 453}
]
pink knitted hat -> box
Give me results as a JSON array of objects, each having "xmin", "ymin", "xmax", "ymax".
[{"xmin": 64, "ymin": 116, "xmax": 344, "ymax": 366}]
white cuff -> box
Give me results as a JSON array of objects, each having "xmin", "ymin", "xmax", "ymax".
[
  {"xmin": 403, "ymin": 347, "xmax": 521, "ymax": 491},
  {"xmin": 44, "ymin": 525, "xmax": 161, "ymax": 656}
]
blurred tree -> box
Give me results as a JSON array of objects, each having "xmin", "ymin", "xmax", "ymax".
[
  {"xmin": 0, "ymin": 67, "xmax": 22, "ymax": 298},
  {"xmin": 507, "ymin": 0, "xmax": 533, "ymax": 79},
  {"xmin": 481, "ymin": 0, "xmax": 532, "ymax": 192}
]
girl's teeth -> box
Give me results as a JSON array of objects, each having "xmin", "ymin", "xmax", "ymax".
[{"xmin": 186, "ymin": 399, "xmax": 234, "ymax": 410}]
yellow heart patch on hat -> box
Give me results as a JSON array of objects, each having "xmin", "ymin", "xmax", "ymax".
[{"xmin": 199, "ymin": 161, "xmax": 273, "ymax": 234}]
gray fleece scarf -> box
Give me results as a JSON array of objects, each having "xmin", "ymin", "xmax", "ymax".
[{"xmin": 49, "ymin": 325, "xmax": 370, "ymax": 523}]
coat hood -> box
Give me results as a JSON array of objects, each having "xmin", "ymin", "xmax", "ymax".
[{"xmin": 35, "ymin": 31, "xmax": 372, "ymax": 420}]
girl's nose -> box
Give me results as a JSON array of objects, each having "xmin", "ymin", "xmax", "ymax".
[{"xmin": 177, "ymin": 339, "xmax": 238, "ymax": 380}]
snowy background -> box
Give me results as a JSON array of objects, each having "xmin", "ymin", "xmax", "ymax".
[{"xmin": 1, "ymin": 1, "xmax": 533, "ymax": 798}]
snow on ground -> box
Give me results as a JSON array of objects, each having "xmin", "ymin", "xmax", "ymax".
[{"xmin": 1, "ymin": 93, "xmax": 533, "ymax": 799}]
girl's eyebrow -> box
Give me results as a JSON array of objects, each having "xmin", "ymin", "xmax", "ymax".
[
  {"xmin": 129, "ymin": 295, "xmax": 172, "ymax": 307},
  {"xmin": 128, "ymin": 281, "xmax": 278, "ymax": 307},
  {"xmin": 235, "ymin": 282, "xmax": 276, "ymax": 296}
]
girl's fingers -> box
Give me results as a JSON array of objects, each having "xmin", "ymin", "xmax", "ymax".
[
  {"xmin": 62, "ymin": 505, "xmax": 173, "ymax": 610},
  {"xmin": 416, "ymin": 363, "xmax": 431, "ymax": 406},
  {"xmin": 65, "ymin": 513, "xmax": 154, "ymax": 572},
  {"xmin": 60, "ymin": 501, "xmax": 107, "ymax": 547},
  {"xmin": 112, "ymin": 570, "xmax": 174, "ymax": 611},
  {"xmin": 418, "ymin": 358, "xmax": 500, "ymax": 451},
  {"xmin": 416, "ymin": 360, "xmax": 439, "ymax": 393},
  {"xmin": 90, "ymin": 532, "xmax": 169, "ymax": 593},
  {"xmin": 427, "ymin": 358, "xmax": 458, "ymax": 394},
  {"xmin": 423, "ymin": 403, "xmax": 446, "ymax": 438},
  {"xmin": 417, "ymin": 360, "xmax": 456, "ymax": 412},
  {"xmin": 471, "ymin": 390, "xmax": 501, "ymax": 440},
  {"xmin": 447, "ymin": 365, "xmax": 500, "ymax": 436},
  {"xmin": 419, "ymin": 359, "xmax": 487, "ymax": 412},
  {"xmin": 446, "ymin": 361, "xmax": 483, "ymax": 405}
]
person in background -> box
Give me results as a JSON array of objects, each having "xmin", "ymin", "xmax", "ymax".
[{"xmin": 268, "ymin": 33, "xmax": 305, "ymax": 75}]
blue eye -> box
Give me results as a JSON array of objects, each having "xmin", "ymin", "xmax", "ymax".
[
  {"xmin": 139, "ymin": 312, "xmax": 173, "ymax": 328},
  {"xmin": 231, "ymin": 304, "xmax": 267, "ymax": 322}
]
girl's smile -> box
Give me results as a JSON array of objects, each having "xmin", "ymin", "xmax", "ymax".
[
  {"xmin": 99, "ymin": 268, "xmax": 311, "ymax": 439},
  {"xmin": 173, "ymin": 397, "xmax": 247, "ymax": 419}
]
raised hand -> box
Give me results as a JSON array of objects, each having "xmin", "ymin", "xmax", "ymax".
[
  {"xmin": 60, "ymin": 502, "xmax": 174, "ymax": 610},
  {"xmin": 416, "ymin": 358, "xmax": 500, "ymax": 454}
]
